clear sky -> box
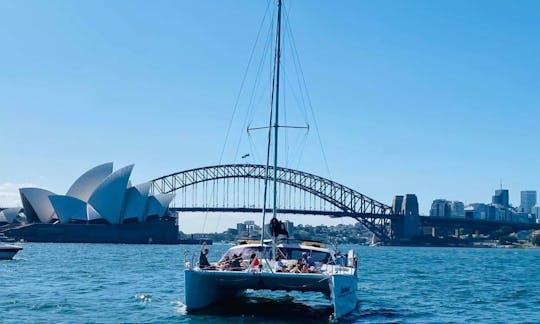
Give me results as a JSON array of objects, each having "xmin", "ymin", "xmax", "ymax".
[{"xmin": 1, "ymin": 0, "xmax": 539, "ymax": 233}]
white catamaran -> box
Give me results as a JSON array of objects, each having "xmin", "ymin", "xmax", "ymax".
[{"xmin": 183, "ymin": 0, "xmax": 359, "ymax": 319}]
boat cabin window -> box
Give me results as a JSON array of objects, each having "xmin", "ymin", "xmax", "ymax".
[
  {"xmin": 218, "ymin": 246, "xmax": 271, "ymax": 262},
  {"xmin": 277, "ymin": 248, "xmax": 331, "ymax": 264}
]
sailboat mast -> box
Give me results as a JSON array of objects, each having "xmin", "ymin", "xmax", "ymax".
[{"xmin": 272, "ymin": 0, "xmax": 282, "ymax": 221}]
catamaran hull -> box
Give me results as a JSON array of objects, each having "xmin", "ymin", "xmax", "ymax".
[
  {"xmin": 184, "ymin": 270, "xmax": 243, "ymax": 310},
  {"xmin": 330, "ymin": 274, "xmax": 358, "ymax": 319},
  {"xmin": 184, "ymin": 270, "xmax": 357, "ymax": 319}
]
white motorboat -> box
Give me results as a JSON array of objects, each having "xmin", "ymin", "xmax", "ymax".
[
  {"xmin": 0, "ymin": 243, "xmax": 22, "ymax": 260},
  {"xmin": 183, "ymin": 0, "xmax": 359, "ymax": 319}
]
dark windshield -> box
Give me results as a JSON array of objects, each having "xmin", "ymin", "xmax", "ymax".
[
  {"xmin": 219, "ymin": 246, "xmax": 272, "ymax": 262},
  {"xmin": 276, "ymin": 247, "xmax": 331, "ymax": 263}
]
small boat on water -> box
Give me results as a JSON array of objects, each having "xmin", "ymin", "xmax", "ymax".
[
  {"xmin": 183, "ymin": 0, "xmax": 359, "ymax": 318},
  {"xmin": 0, "ymin": 243, "xmax": 22, "ymax": 260}
]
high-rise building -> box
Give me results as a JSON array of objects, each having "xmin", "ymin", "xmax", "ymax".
[
  {"xmin": 430, "ymin": 199, "xmax": 451, "ymax": 217},
  {"xmin": 283, "ymin": 220, "xmax": 294, "ymax": 235},
  {"xmin": 237, "ymin": 222, "xmax": 247, "ymax": 235},
  {"xmin": 466, "ymin": 203, "xmax": 489, "ymax": 220},
  {"xmin": 532, "ymin": 205, "xmax": 540, "ymax": 223},
  {"xmin": 450, "ymin": 201, "xmax": 465, "ymax": 218},
  {"xmin": 520, "ymin": 191, "xmax": 537, "ymax": 214},
  {"xmin": 492, "ymin": 189, "xmax": 509, "ymax": 208}
]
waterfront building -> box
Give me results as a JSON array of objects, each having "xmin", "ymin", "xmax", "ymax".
[
  {"xmin": 492, "ymin": 189, "xmax": 509, "ymax": 208},
  {"xmin": 284, "ymin": 220, "xmax": 294, "ymax": 236},
  {"xmin": 466, "ymin": 203, "xmax": 489, "ymax": 220},
  {"xmin": 532, "ymin": 205, "xmax": 540, "ymax": 223},
  {"xmin": 1, "ymin": 163, "xmax": 178, "ymax": 244},
  {"xmin": 236, "ymin": 222, "xmax": 247, "ymax": 236},
  {"xmin": 450, "ymin": 201, "xmax": 465, "ymax": 218},
  {"xmin": 17, "ymin": 163, "xmax": 174, "ymax": 225},
  {"xmin": 430, "ymin": 199, "xmax": 451, "ymax": 218},
  {"xmin": 237, "ymin": 220, "xmax": 260, "ymax": 237},
  {"xmin": 520, "ymin": 191, "xmax": 537, "ymax": 214}
]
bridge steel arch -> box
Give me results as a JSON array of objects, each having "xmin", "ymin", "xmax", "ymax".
[{"xmin": 150, "ymin": 164, "xmax": 396, "ymax": 241}]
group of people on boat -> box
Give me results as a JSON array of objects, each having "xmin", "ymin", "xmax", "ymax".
[
  {"xmin": 198, "ymin": 243, "xmax": 246, "ymax": 271},
  {"xmin": 274, "ymin": 252, "xmax": 320, "ymax": 273},
  {"xmin": 198, "ymin": 243, "xmax": 323, "ymax": 273}
]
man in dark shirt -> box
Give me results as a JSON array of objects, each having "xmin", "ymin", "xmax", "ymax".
[{"xmin": 199, "ymin": 243, "xmax": 210, "ymax": 269}]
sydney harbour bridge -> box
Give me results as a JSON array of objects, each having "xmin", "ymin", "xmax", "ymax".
[{"xmin": 150, "ymin": 164, "xmax": 540, "ymax": 243}]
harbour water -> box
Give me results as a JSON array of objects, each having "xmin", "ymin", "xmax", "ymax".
[{"xmin": 1, "ymin": 243, "xmax": 539, "ymax": 323}]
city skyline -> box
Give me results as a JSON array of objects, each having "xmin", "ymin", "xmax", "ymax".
[{"xmin": 1, "ymin": 1, "xmax": 539, "ymax": 230}]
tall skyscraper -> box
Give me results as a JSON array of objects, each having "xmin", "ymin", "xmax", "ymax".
[
  {"xmin": 520, "ymin": 191, "xmax": 537, "ymax": 214},
  {"xmin": 451, "ymin": 201, "xmax": 465, "ymax": 218},
  {"xmin": 430, "ymin": 199, "xmax": 451, "ymax": 217},
  {"xmin": 492, "ymin": 189, "xmax": 509, "ymax": 208}
]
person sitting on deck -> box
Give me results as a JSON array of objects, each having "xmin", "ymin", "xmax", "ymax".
[
  {"xmin": 299, "ymin": 252, "xmax": 309, "ymax": 266},
  {"xmin": 289, "ymin": 263, "xmax": 302, "ymax": 273},
  {"xmin": 217, "ymin": 255, "xmax": 231, "ymax": 270},
  {"xmin": 199, "ymin": 243, "xmax": 211, "ymax": 270},
  {"xmin": 249, "ymin": 253, "xmax": 260, "ymax": 268},
  {"xmin": 306, "ymin": 254, "xmax": 315, "ymax": 267},
  {"xmin": 230, "ymin": 254, "xmax": 242, "ymax": 271},
  {"xmin": 275, "ymin": 255, "xmax": 286, "ymax": 272}
]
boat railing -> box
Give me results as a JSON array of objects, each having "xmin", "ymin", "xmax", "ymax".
[{"xmin": 184, "ymin": 250, "xmax": 194, "ymax": 270}]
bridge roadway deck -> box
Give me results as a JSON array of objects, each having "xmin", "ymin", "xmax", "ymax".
[{"xmin": 170, "ymin": 207, "xmax": 401, "ymax": 220}]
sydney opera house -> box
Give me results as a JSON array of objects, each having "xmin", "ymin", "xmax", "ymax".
[{"xmin": 0, "ymin": 163, "xmax": 179, "ymax": 244}]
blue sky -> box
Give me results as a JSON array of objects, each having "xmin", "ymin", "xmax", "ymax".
[{"xmin": 1, "ymin": 1, "xmax": 539, "ymax": 232}]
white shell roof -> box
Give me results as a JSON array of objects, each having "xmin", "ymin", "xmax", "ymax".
[
  {"xmin": 0, "ymin": 208, "xmax": 21, "ymax": 223},
  {"xmin": 19, "ymin": 188, "xmax": 57, "ymax": 223},
  {"xmin": 49, "ymin": 195, "xmax": 88, "ymax": 223},
  {"xmin": 88, "ymin": 164, "xmax": 134, "ymax": 224},
  {"xmin": 145, "ymin": 193, "xmax": 175, "ymax": 219},
  {"xmin": 66, "ymin": 162, "xmax": 113, "ymax": 202},
  {"xmin": 86, "ymin": 204, "xmax": 102, "ymax": 221},
  {"xmin": 122, "ymin": 182, "xmax": 151, "ymax": 222}
]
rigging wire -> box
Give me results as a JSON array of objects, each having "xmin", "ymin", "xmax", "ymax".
[
  {"xmin": 234, "ymin": 4, "xmax": 276, "ymax": 163},
  {"xmin": 283, "ymin": 5, "xmax": 333, "ymax": 179},
  {"xmin": 218, "ymin": 0, "xmax": 272, "ymax": 165},
  {"xmin": 210, "ymin": 0, "xmax": 273, "ymax": 234}
]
